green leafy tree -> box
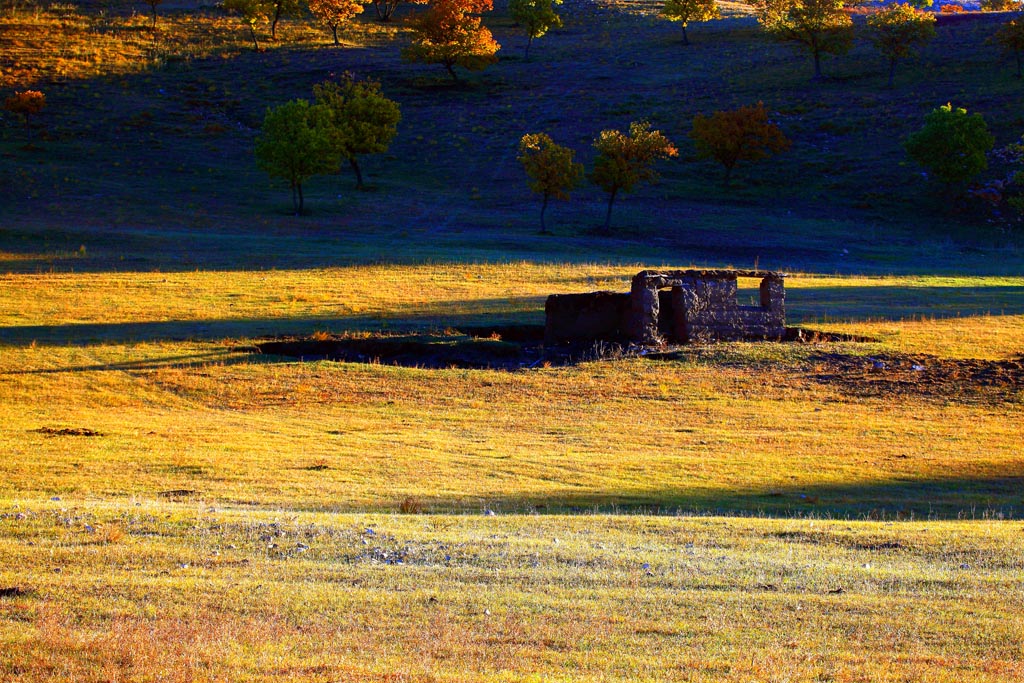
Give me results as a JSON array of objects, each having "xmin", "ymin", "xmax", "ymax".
[
  {"xmin": 517, "ymin": 133, "xmax": 583, "ymax": 234},
  {"xmin": 753, "ymin": 0, "xmax": 854, "ymax": 80},
  {"xmin": 992, "ymin": 18, "xmax": 1024, "ymax": 79},
  {"xmin": 589, "ymin": 121, "xmax": 678, "ymax": 232},
  {"xmin": 223, "ymin": 0, "xmax": 270, "ymax": 50},
  {"xmin": 904, "ymin": 103, "xmax": 995, "ymax": 189},
  {"xmin": 866, "ymin": 4, "xmax": 936, "ymax": 88},
  {"xmin": 509, "ymin": 0, "xmax": 563, "ymax": 59},
  {"xmin": 690, "ymin": 102, "xmax": 790, "ymax": 186},
  {"xmin": 661, "ymin": 0, "xmax": 720, "ymax": 46},
  {"xmin": 401, "ymin": 0, "xmax": 500, "ymax": 80},
  {"xmin": 255, "ymin": 99, "xmax": 338, "ymax": 214},
  {"xmin": 313, "ymin": 73, "xmax": 401, "ymax": 190}
]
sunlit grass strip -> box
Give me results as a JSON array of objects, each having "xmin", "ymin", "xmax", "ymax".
[
  {"xmin": 1, "ymin": 265, "xmax": 1022, "ymax": 356},
  {"xmin": 1, "ymin": 503, "xmax": 1022, "ymax": 681}
]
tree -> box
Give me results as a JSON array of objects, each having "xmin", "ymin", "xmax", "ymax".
[
  {"xmin": 143, "ymin": 0, "xmax": 163, "ymax": 28},
  {"xmin": 517, "ymin": 133, "xmax": 583, "ymax": 234},
  {"xmin": 661, "ymin": 0, "xmax": 720, "ymax": 46},
  {"xmin": 753, "ymin": 0, "xmax": 854, "ymax": 80},
  {"xmin": 270, "ymin": 0, "xmax": 303, "ymax": 40},
  {"xmin": 3, "ymin": 90, "xmax": 45, "ymax": 146},
  {"xmin": 255, "ymin": 99, "xmax": 338, "ymax": 215},
  {"xmin": 223, "ymin": 0, "xmax": 270, "ymax": 50},
  {"xmin": 309, "ymin": 0, "xmax": 364, "ymax": 44},
  {"xmin": 866, "ymin": 4, "xmax": 936, "ymax": 88},
  {"xmin": 980, "ymin": 0, "xmax": 1022, "ymax": 10},
  {"xmin": 313, "ymin": 73, "xmax": 401, "ymax": 190},
  {"xmin": 401, "ymin": 0, "xmax": 500, "ymax": 80},
  {"xmin": 370, "ymin": 0, "xmax": 428, "ymax": 22},
  {"xmin": 690, "ymin": 102, "xmax": 790, "ymax": 186},
  {"xmin": 992, "ymin": 18, "xmax": 1024, "ymax": 79},
  {"xmin": 509, "ymin": 0, "xmax": 563, "ymax": 59},
  {"xmin": 904, "ymin": 103, "xmax": 995, "ymax": 189},
  {"xmin": 589, "ymin": 121, "xmax": 678, "ymax": 232}
]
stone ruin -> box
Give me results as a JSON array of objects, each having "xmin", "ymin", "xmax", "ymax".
[{"xmin": 544, "ymin": 269, "xmax": 786, "ymax": 346}]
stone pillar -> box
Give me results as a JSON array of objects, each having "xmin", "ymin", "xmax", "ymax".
[{"xmin": 629, "ymin": 272, "xmax": 662, "ymax": 345}]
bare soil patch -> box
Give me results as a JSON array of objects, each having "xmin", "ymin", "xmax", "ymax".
[
  {"xmin": 30, "ymin": 427, "xmax": 104, "ymax": 437},
  {"xmin": 254, "ymin": 326, "xmax": 874, "ymax": 370},
  {"xmin": 808, "ymin": 352, "xmax": 1024, "ymax": 402}
]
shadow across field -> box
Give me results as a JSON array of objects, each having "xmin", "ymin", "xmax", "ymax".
[
  {"xmin": 787, "ymin": 285, "xmax": 1024, "ymax": 322},
  {"xmin": 2, "ymin": 284, "xmax": 1023, "ymax": 351},
  {"xmin": 444, "ymin": 474, "xmax": 1024, "ymax": 520}
]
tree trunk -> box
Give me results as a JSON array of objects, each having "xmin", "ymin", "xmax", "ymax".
[
  {"xmin": 297, "ymin": 182, "xmax": 304, "ymax": 214},
  {"xmin": 331, "ymin": 24, "xmax": 340, "ymax": 45},
  {"xmin": 723, "ymin": 163, "xmax": 734, "ymax": 188},
  {"xmin": 525, "ymin": 34, "xmax": 533, "ymax": 60},
  {"xmin": 151, "ymin": 6, "xmax": 157, "ymax": 28},
  {"xmin": 813, "ymin": 49, "xmax": 822, "ymax": 80},
  {"xmin": 445, "ymin": 61, "xmax": 459, "ymax": 81},
  {"xmin": 350, "ymin": 157, "xmax": 364, "ymax": 190},
  {"xmin": 681, "ymin": 24, "xmax": 689, "ymax": 46},
  {"xmin": 249, "ymin": 24, "xmax": 260, "ymax": 51},
  {"xmin": 271, "ymin": 4, "xmax": 282, "ymax": 40},
  {"xmin": 291, "ymin": 182, "xmax": 299, "ymax": 215},
  {"xmin": 539, "ymin": 193, "xmax": 550, "ymax": 234},
  {"xmin": 887, "ymin": 58, "xmax": 896, "ymax": 89},
  {"xmin": 603, "ymin": 187, "xmax": 617, "ymax": 232}
]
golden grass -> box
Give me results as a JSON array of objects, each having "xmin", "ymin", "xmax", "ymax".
[
  {"xmin": 1, "ymin": 263, "xmax": 1022, "ymax": 679},
  {"xmin": 0, "ymin": 264, "xmax": 1021, "ymax": 512},
  {"xmin": 0, "ymin": 4, "xmax": 396, "ymax": 88},
  {"xmin": 2, "ymin": 503, "xmax": 1022, "ymax": 682}
]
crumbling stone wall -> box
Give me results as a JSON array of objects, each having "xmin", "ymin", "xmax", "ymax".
[{"xmin": 545, "ymin": 269, "xmax": 786, "ymax": 346}]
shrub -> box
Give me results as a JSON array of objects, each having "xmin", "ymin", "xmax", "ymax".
[{"xmin": 904, "ymin": 103, "xmax": 995, "ymax": 189}]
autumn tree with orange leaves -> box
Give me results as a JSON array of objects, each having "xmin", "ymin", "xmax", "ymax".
[
  {"xmin": 590, "ymin": 121, "xmax": 677, "ymax": 232},
  {"xmin": 401, "ymin": 0, "xmax": 500, "ymax": 80},
  {"xmin": 309, "ymin": 0, "xmax": 364, "ymax": 44},
  {"xmin": 4, "ymin": 90, "xmax": 46, "ymax": 146},
  {"xmin": 690, "ymin": 102, "xmax": 790, "ymax": 186},
  {"xmin": 518, "ymin": 133, "xmax": 583, "ymax": 234}
]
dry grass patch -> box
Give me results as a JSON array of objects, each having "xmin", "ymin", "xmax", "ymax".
[{"xmin": 2, "ymin": 504, "xmax": 1022, "ymax": 681}]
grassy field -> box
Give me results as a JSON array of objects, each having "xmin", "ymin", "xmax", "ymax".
[{"xmin": 2, "ymin": 0, "xmax": 1024, "ymax": 680}]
